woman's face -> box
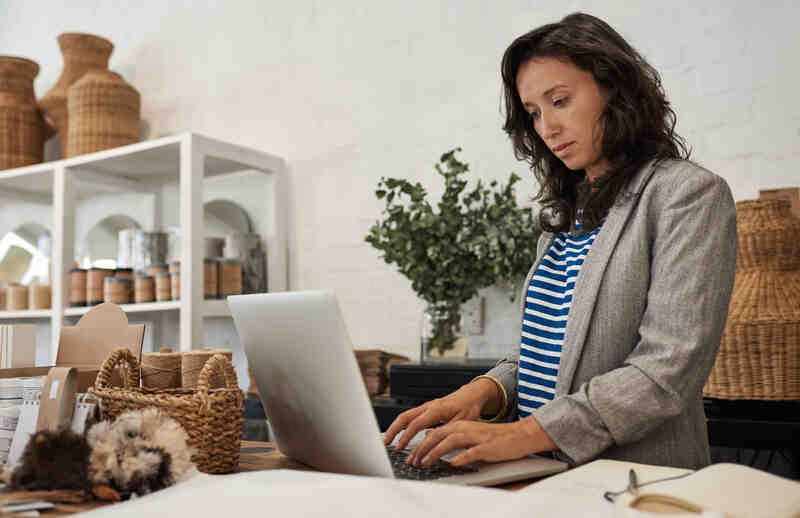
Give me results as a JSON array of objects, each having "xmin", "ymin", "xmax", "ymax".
[{"xmin": 516, "ymin": 56, "xmax": 610, "ymax": 181}]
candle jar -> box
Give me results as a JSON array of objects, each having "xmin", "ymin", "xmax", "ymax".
[
  {"xmin": 70, "ymin": 268, "xmax": 87, "ymax": 306},
  {"xmin": 170, "ymin": 271, "xmax": 180, "ymax": 300},
  {"xmin": 218, "ymin": 259, "xmax": 243, "ymax": 298},
  {"xmin": 7, "ymin": 284, "xmax": 28, "ymax": 310},
  {"xmin": 155, "ymin": 272, "xmax": 171, "ymax": 302},
  {"xmin": 104, "ymin": 277, "xmax": 132, "ymax": 304},
  {"xmin": 204, "ymin": 258, "xmax": 218, "ymax": 299},
  {"xmin": 134, "ymin": 275, "xmax": 154, "ymax": 303}
]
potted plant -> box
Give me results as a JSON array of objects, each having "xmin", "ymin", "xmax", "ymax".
[{"xmin": 365, "ymin": 148, "xmax": 541, "ymax": 359}]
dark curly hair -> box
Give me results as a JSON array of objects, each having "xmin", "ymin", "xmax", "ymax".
[{"xmin": 501, "ymin": 12, "xmax": 690, "ymax": 232}]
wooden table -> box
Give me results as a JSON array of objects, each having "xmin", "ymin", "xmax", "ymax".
[{"xmin": 1, "ymin": 441, "xmax": 535, "ymax": 515}]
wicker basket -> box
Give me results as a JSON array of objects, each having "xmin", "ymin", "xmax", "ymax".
[
  {"xmin": 704, "ymin": 199, "xmax": 800, "ymax": 400},
  {"xmin": 66, "ymin": 69, "xmax": 140, "ymax": 157},
  {"xmin": 38, "ymin": 33, "xmax": 113, "ymax": 157},
  {"xmin": 89, "ymin": 348, "xmax": 244, "ymax": 473},
  {"xmin": 0, "ymin": 56, "xmax": 46, "ymax": 170}
]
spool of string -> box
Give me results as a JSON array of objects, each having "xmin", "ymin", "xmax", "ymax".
[
  {"xmin": 141, "ymin": 347, "xmax": 182, "ymax": 389},
  {"xmin": 181, "ymin": 348, "xmax": 233, "ymax": 389}
]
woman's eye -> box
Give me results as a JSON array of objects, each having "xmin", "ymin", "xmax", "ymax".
[
  {"xmin": 554, "ymin": 97, "xmax": 568, "ymax": 107},
  {"xmin": 530, "ymin": 110, "xmax": 540, "ymax": 121}
]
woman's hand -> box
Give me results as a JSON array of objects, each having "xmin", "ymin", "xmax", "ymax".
[
  {"xmin": 407, "ymin": 417, "xmax": 557, "ymax": 467},
  {"xmin": 383, "ymin": 378, "xmax": 500, "ymax": 451}
]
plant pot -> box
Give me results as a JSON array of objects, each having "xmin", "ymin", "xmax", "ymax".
[
  {"xmin": 0, "ymin": 56, "xmax": 46, "ymax": 170},
  {"xmin": 38, "ymin": 33, "xmax": 113, "ymax": 157},
  {"xmin": 420, "ymin": 301, "xmax": 468, "ymax": 361}
]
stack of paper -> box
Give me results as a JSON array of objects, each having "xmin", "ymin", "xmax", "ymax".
[
  {"xmin": 354, "ymin": 349, "xmax": 409, "ymax": 395},
  {"xmin": 0, "ymin": 325, "xmax": 36, "ymax": 368}
]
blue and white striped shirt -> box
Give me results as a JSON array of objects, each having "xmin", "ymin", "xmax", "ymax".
[{"xmin": 517, "ymin": 225, "xmax": 601, "ymax": 419}]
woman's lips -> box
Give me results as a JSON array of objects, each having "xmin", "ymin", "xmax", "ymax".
[{"xmin": 553, "ymin": 142, "xmax": 574, "ymax": 157}]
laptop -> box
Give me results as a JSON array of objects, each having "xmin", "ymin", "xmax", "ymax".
[{"xmin": 228, "ymin": 290, "xmax": 568, "ymax": 486}]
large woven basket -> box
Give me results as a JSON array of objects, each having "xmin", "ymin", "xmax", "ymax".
[
  {"xmin": 704, "ymin": 199, "xmax": 800, "ymax": 400},
  {"xmin": 66, "ymin": 69, "xmax": 140, "ymax": 157},
  {"xmin": 0, "ymin": 56, "xmax": 46, "ymax": 169},
  {"xmin": 89, "ymin": 348, "xmax": 244, "ymax": 473}
]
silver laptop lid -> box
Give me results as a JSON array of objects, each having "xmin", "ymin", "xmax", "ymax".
[{"xmin": 228, "ymin": 290, "xmax": 394, "ymax": 478}]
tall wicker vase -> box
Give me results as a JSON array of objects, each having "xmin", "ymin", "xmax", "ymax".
[
  {"xmin": 704, "ymin": 198, "xmax": 800, "ymax": 400},
  {"xmin": 0, "ymin": 56, "xmax": 46, "ymax": 170},
  {"xmin": 66, "ymin": 70, "xmax": 140, "ymax": 157},
  {"xmin": 38, "ymin": 33, "xmax": 113, "ymax": 158}
]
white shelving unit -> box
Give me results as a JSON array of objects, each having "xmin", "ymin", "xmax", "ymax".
[{"xmin": 0, "ymin": 132, "xmax": 287, "ymax": 361}]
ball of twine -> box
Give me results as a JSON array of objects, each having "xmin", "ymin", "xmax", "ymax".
[
  {"xmin": 141, "ymin": 347, "xmax": 181, "ymax": 389},
  {"xmin": 181, "ymin": 348, "xmax": 233, "ymax": 389}
]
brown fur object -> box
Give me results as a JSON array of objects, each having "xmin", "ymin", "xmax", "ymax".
[
  {"xmin": 1, "ymin": 409, "xmax": 195, "ymax": 500},
  {"xmin": 7, "ymin": 429, "xmax": 92, "ymax": 492},
  {"xmin": 87, "ymin": 407, "xmax": 195, "ymax": 496}
]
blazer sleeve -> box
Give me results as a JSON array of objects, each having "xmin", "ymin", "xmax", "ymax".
[{"xmin": 531, "ymin": 170, "xmax": 737, "ymax": 465}]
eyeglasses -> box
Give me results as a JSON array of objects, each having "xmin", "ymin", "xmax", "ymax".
[{"xmin": 603, "ymin": 468, "xmax": 694, "ymax": 503}]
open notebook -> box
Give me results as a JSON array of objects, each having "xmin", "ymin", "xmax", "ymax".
[{"xmin": 527, "ymin": 459, "xmax": 800, "ymax": 518}]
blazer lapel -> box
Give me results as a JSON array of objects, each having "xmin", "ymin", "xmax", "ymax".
[{"xmin": 555, "ymin": 159, "xmax": 661, "ymax": 396}]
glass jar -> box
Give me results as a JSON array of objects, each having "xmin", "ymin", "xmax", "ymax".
[{"xmin": 420, "ymin": 301, "xmax": 468, "ymax": 361}]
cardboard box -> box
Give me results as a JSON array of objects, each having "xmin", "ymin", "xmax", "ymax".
[
  {"xmin": 0, "ymin": 303, "xmax": 144, "ymax": 392},
  {"xmin": 759, "ymin": 187, "xmax": 800, "ymax": 219}
]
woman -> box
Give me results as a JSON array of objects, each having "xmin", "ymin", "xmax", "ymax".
[{"xmin": 383, "ymin": 12, "xmax": 736, "ymax": 470}]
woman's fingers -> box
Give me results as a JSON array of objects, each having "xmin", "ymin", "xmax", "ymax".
[
  {"xmin": 383, "ymin": 405, "xmax": 426, "ymax": 445},
  {"xmin": 395, "ymin": 406, "xmax": 448, "ymax": 451},
  {"xmin": 408, "ymin": 422, "xmax": 473, "ymax": 465},
  {"xmin": 419, "ymin": 432, "xmax": 474, "ymax": 466}
]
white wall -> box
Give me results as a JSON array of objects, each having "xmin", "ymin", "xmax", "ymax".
[{"xmin": 1, "ymin": 0, "xmax": 797, "ymax": 365}]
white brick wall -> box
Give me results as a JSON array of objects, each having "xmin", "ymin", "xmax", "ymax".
[{"xmin": 2, "ymin": 1, "xmax": 797, "ymax": 383}]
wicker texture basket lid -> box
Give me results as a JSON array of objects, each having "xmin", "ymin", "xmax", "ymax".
[
  {"xmin": 0, "ymin": 56, "xmax": 45, "ymax": 169},
  {"xmin": 704, "ymin": 198, "xmax": 800, "ymax": 400},
  {"xmin": 66, "ymin": 69, "xmax": 140, "ymax": 157}
]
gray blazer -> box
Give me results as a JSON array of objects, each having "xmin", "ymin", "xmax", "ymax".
[{"xmin": 486, "ymin": 158, "xmax": 737, "ymax": 470}]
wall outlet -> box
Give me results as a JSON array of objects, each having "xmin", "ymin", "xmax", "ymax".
[{"xmin": 463, "ymin": 296, "xmax": 484, "ymax": 335}]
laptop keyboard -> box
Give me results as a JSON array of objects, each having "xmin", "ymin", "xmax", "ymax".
[{"xmin": 386, "ymin": 445, "xmax": 479, "ymax": 480}]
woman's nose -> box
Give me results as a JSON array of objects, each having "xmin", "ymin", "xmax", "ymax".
[{"xmin": 537, "ymin": 112, "xmax": 561, "ymax": 140}]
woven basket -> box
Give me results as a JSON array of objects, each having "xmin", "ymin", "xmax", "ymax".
[
  {"xmin": 66, "ymin": 69, "xmax": 140, "ymax": 157},
  {"xmin": 89, "ymin": 348, "xmax": 244, "ymax": 473},
  {"xmin": 704, "ymin": 199, "xmax": 800, "ymax": 400},
  {"xmin": 0, "ymin": 56, "xmax": 46, "ymax": 170},
  {"xmin": 38, "ymin": 33, "xmax": 113, "ymax": 157}
]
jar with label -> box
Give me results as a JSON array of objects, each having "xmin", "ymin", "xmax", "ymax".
[
  {"xmin": 134, "ymin": 275, "xmax": 155, "ymax": 303},
  {"xmin": 70, "ymin": 268, "xmax": 87, "ymax": 306},
  {"xmin": 87, "ymin": 267, "xmax": 113, "ymax": 306},
  {"xmin": 104, "ymin": 277, "xmax": 132, "ymax": 304},
  {"xmin": 155, "ymin": 272, "xmax": 171, "ymax": 302},
  {"xmin": 29, "ymin": 284, "xmax": 51, "ymax": 309},
  {"xmin": 218, "ymin": 259, "xmax": 243, "ymax": 297},
  {"xmin": 204, "ymin": 258, "xmax": 218, "ymax": 299},
  {"xmin": 7, "ymin": 284, "xmax": 28, "ymax": 310},
  {"xmin": 115, "ymin": 267, "xmax": 135, "ymax": 300},
  {"xmin": 170, "ymin": 271, "xmax": 180, "ymax": 300}
]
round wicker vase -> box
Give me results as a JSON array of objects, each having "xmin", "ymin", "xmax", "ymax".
[
  {"xmin": 38, "ymin": 33, "xmax": 113, "ymax": 158},
  {"xmin": 0, "ymin": 56, "xmax": 46, "ymax": 170},
  {"xmin": 704, "ymin": 199, "xmax": 800, "ymax": 400},
  {"xmin": 66, "ymin": 70, "xmax": 140, "ymax": 157}
]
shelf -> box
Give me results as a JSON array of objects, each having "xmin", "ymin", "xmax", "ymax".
[
  {"xmin": 0, "ymin": 309, "xmax": 52, "ymax": 319},
  {"xmin": 64, "ymin": 300, "xmax": 180, "ymax": 317},
  {"xmin": 61, "ymin": 300, "xmax": 231, "ymax": 318}
]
